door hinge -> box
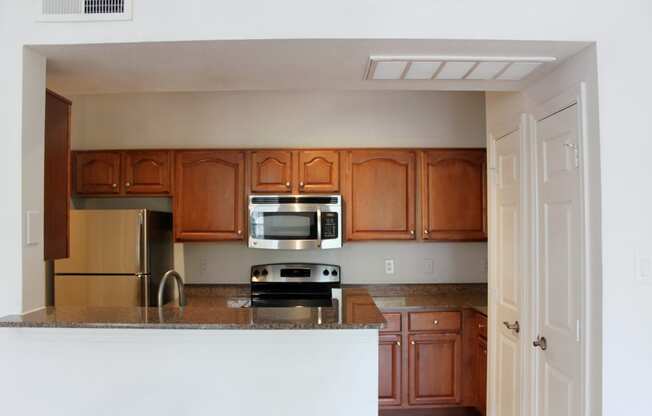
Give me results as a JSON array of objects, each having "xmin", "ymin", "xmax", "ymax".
[{"xmin": 564, "ymin": 143, "xmax": 580, "ymax": 168}]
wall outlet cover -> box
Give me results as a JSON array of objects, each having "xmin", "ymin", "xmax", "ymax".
[{"xmin": 384, "ymin": 259, "xmax": 395, "ymax": 275}]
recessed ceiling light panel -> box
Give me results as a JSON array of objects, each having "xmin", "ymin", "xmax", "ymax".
[
  {"xmin": 435, "ymin": 61, "xmax": 476, "ymax": 80},
  {"xmin": 404, "ymin": 61, "xmax": 442, "ymax": 80},
  {"xmin": 496, "ymin": 62, "xmax": 543, "ymax": 80},
  {"xmin": 372, "ymin": 61, "xmax": 408, "ymax": 80},
  {"xmin": 466, "ymin": 61, "xmax": 510, "ymax": 80}
]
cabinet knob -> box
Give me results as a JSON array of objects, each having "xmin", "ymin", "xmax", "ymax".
[
  {"xmin": 396, "ymin": 341, "xmax": 401, "ymax": 347},
  {"xmin": 424, "ymin": 229, "xmax": 429, "ymax": 234},
  {"xmin": 410, "ymin": 340, "xmax": 415, "ymax": 345},
  {"xmin": 237, "ymin": 230, "xmax": 242, "ymax": 235},
  {"xmin": 285, "ymin": 181, "xmax": 291, "ymax": 188},
  {"xmin": 410, "ymin": 230, "xmax": 415, "ymax": 236},
  {"xmin": 299, "ymin": 181, "xmax": 305, "ymax": 188},
  {"xmin": 111, "ymin": 183, "xmax": 117, "ymax": 188},
  {"xmin": 433, "ymin": 319, "xmax": 439, "ymax": 326},
  {"xmin": 125, "ymin": 182, "xmax": 131, "ymax": 187}
]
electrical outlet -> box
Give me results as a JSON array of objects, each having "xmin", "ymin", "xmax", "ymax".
[
  {"xmin": 424, "ymin": 259, "xmax": 434, "ymax": 274},
  {"xmin": 199, "ymin": 256, "xmax": 208, "ymax": 280},
  {"xmin": 384, "ymin": 259, "xmax": 395, "ymax": 275},
  {"xmin": 636, "ymin": 251, "xmax": 652, "ymax": 283}
]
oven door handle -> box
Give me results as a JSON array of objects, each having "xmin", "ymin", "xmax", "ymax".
[{"xmin": 317, "ymin": 208, "xmax": 322, "ymax": 248}]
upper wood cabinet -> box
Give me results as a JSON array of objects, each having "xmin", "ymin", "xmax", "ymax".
[
  {"xmin": 44, "ymin": 90, "xmax": 71, "ymax": 260},
  {"xmin": 250, "ymin": 150, "xmax": 293, "ymax": 193},
  {"xmin": 123, "ymin": 150, "xmax": 172, "ymax": 194},
  {"xmin": 73, "ymin": 150, "xmax": 172, "ymax": 196},
  {"xmin": 73, "ymin": 151, "xmax": 122, "ymax": 195},
  {"xmin": 408, "ymin": 332, "xmax": 462, "ymax": 406},
  {"xmin": 298, "ymin": 150, "xmax": 340, "ymax": 193},
  {"xmin": 174, "ymin": 150, "xmax": 245, "ymax": 241},
  {"xmin": 379, "ymin": 334, "xmax": 402, "ymax": 407},
  {"xmin": 421, "ymin": 149, "xmax": 487, "ymax": 241},
  {"xmin": 345, "ymin": 150, "xmax": 416, "ymax": 240}
]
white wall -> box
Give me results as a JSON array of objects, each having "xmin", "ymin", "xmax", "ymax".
[
  {"xmin": 2, "ymin": 0, "xmax": 652, "ymax": 413},
  {"xmin": 70, "ymin": 90, "xmax": 488, "ymax": 284},
  {"xmin": 0, "ymin": 328, "xmax": 378, "ymax": 416}
]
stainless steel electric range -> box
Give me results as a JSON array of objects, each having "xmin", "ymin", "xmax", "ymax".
[{"xmin": 250, "ymin": 263, "xmax": 341, "ymax": 307}]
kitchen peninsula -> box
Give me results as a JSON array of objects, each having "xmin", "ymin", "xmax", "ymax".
[{"xmin": 0, "ymin": 288, "xmax": 384, "ymax": 416}]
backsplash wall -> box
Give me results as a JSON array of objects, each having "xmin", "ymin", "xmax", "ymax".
[{"xmin": 71, "ymin": 90, "xmax": 488, "ymax": 284}]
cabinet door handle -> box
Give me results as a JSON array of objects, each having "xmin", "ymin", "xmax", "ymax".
[
  {"xmin": 410, "ymin": 230, "xmax": 415, "ymax": 236},
  {"xmin": 285, "ymin": 181, "xmax": 291, "ymax": 188},
  {"xmin": 433, "ymin": 319, "xmax": 439, "ymax": 326},
  {"xmin": 111, "ymin": 183, "xmax": 117, "ymax": 188},
  {"xmin": 125, "ymin": 182, "xmax": 131, "ymax": 187},
  {"xmin": 410, "ymin": 340, "xmax": 415, "ymax": 345},
  {"xmin": 396, "ymin": 341, "xmax": 401, "ymax": 347},
  {"xmin": 299, "ymin": 181, "xmax": 305, "ymax": 188},
  {"xmin": 237, "ymin": 230, "xmax": 242, "ymax": 235}
]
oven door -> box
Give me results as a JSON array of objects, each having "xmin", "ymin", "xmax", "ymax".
[{"xmin": 249, "ymin": 204, "xmax": 320, "ymax": 249}]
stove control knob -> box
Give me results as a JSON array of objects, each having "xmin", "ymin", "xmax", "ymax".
[
  {"xmin": 261, "ymin": 269, "xmax": 269, "ymax": 276},
  {"xmin": 322, "ymin": 269, "xmax": 330, "ymax": 276},
  {"xmin": 331, "ymin": 269, "xmax": 338, "ymax": 277},
  {"xmin": 253, "ymin": 269, "xmax": 260, "ymax": 277}
]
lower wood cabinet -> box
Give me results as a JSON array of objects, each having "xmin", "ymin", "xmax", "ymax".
[
  {"xmin": 474, "ymin": 312, "xmax": 488, "ymax": 415},
  {"xmin": 408, "ymin": 333, "xmax": 462, "ymax": 406},
  {"xmin": 378, "ymin": 334, "xmax": 402, "ymax": 406},
  {"xmin": 174, "ymin": 150, "xmax": 245, "ymax": 241}
]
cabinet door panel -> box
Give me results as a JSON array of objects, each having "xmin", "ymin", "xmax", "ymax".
[
  {"xmin": 379, "ymin": 334, "xmax": 402, "ymax": 407},
  {"xmin": 174, "ymin": 151, "xmax": 245, "ymax": 241},
  {"xmin": 44, "ymin": 90, "xmax": 71, "ymax": 260},
  {"xmin": 346, "ymin": 150, "xmax": 416, "ymax": 240},
  {"xmin": 74, "ymin": 151, "xmax": 122, "ymax": 195},
  {"xmin": 476, "ymin": 336, "xmax": 488, "ymax": 416},
  {"xmin": 123, "ymin": 150, "xmax": 171, "ymax": 194},
  {"xmin": 421, "ymin": 149, "xmax": 486, "ymax": 241},
  {"xmin": 408, "ymin": 333, "xmax": 462, "ymax": 406},
  {"xmin": 250, "ymin": 150, "xmax": 293, "ymax": 193},
  {"xmin": 298, "ymin": 150, "xmax": 340, "ymax": 193}
]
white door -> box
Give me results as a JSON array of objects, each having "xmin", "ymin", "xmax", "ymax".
[
  {"xmin": 535, "ymin": 104, "xmax": 582, "ymax": 416},
  {"xmin": 490, "ymin": 128, "xmax": 522, "ymax": 416}
]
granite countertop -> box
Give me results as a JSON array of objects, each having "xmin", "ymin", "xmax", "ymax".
[
  {"xmin": 0, "ymin": 288, "xmax": 385, "ymax": 330},
  {"xmin": 363, "ymin": 284, "xmax": 488, "ymax": 314}
]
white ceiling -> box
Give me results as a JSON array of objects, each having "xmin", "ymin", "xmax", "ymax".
[{"xmin": 33, "ymin": 39, "xmax": 590, "ymax": 95}]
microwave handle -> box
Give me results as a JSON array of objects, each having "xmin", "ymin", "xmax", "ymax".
[{"xmin": 316, "ymin": 208, "xmax": 322, "ymax": 248}]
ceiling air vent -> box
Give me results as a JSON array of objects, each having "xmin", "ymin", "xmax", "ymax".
[
  {"xmin": 365, "ymin": 55, "xmax": 556, "ymax": 82},
  {"xmin": 38, "ymin": 0, "xmax": 132, "ymax": 22}
]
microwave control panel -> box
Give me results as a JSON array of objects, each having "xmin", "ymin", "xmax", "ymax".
[{"xmin": 321, "ymin": 212, "xmax": 339, "ymax": 239}]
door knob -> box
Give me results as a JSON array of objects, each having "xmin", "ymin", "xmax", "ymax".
[
  {"xmin": 502, "ymin": 320, "xmax": 520, "ymax": 334},
  {"xmin": 533, "ymin": 336, "xmax": 548, "ymax": 351}
]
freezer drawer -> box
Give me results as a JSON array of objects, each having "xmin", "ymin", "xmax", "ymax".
[{"xmin": 55, "ymin": 275, "xmax": 147, "ymax": 307}]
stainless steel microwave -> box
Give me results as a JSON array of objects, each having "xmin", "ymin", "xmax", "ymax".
[{"xmin": 248, "ymin": 195, "xmax": 342, "ymax": 250}]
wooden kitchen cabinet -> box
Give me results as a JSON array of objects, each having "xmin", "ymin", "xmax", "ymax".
[
  {"xmin": 345, "ymin": 150, "xmax": 416, "ymax": 240},
  {"xmin": 250, "ymin": 150, "xmax": 293, "ymax": 193},
  {"xmin": 73, "ymin": 150, "xmax": 172, "ymax": 196},
  {"xmin": 298, "ymin": 150, "xmax": 340, "ymax": 193},
  {"xmin": 174, "ymin": 150, "xmax": 245, "ymax": 241},
  {"xmin": 421, "ymin": 149, "xmax": 487, "ymax": 241},
  {"xmin": 123, "ymin": 150, "xmax": 172, "ymax": 194},
  {"xmin": 408, "ymin": 332, "xmax": 462, "ymax": 406},
  {"xmin": 474, "ymin": 312, "xmax": 488, "ymax": 415},
  {"xmin": 44, "ymin": 90, "xmax": 71, "ymax": 260},
  {"xmin": 73, "ymin": 151, "xmax": 122, "ymax": 195},
  {"xmin": 379, "ymin": 334, "xmax": 402, "ymax": 407}
]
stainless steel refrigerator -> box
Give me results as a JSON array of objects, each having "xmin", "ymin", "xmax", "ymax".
[{"xmin": 54, "ymin": 209, "xmax": 174, "ymax": 307}]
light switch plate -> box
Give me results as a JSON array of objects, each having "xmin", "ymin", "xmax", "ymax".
[
  {"xmin": 636, "ymin": 251, "xmax": 652, "ymax": 283},
  {"xmin": 25, "ymin": 210, "xmax": 41, "ymax": 246}
]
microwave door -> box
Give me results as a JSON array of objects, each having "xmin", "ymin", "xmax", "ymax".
[{"xmin": 249, "ymin": 208, "xmax": 320, "ymax": 250}]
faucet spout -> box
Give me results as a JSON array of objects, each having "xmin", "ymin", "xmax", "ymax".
[{"xmin": 158, "ymin": 270, "xmax": 186, "ymax": 307}]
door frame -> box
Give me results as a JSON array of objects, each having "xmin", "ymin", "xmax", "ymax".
[
  {"xmin": 531, "ymin": 82, "xmax": 595, "ymax": 416},
  {"xmin": 487, "ymin": 82, "xmax": 598, "ymax": 416},
  {"xmin": 486, "ymin": 113, "xmax": 533, "ymax": 416}
]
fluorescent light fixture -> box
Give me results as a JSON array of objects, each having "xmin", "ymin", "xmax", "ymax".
[
  {"xmin": 404, "ymin": 62, "xmax": 442, "ymax": 80},
  {"xmin": 466, "ymin": 61, "xmax": 510, "ymax": 80},
  {"xmin": 496, "ymin": 62, "xmax": 543, "ymax": 80},
  {"xmin": 435, "ymin": 61, "xmax": 476, "ymax": 80},
  {"xmin": 372, "ymin": 61, "xmax": 408, "ymax": 80}
]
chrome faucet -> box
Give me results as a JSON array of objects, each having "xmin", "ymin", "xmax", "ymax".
[{"xmin": 157, "ymin": 270, "xmax": 186, "ymax": 307}]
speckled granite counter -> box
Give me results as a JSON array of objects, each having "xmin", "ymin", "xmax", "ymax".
[
  {"xmin": 0, "ymin": 288, "xmax": 384, "ymax": 330},
  {"xmin": 363, "ymin": 283, "xmax": 488, "ymax": 313}
]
